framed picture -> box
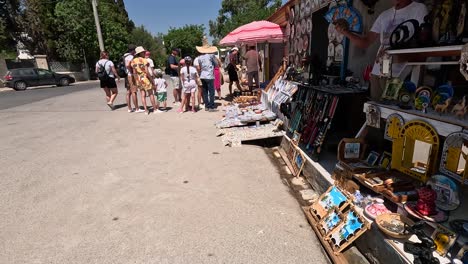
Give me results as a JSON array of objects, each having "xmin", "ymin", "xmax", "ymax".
[
  {"xmin": 344, "ymin": 142, "xmax": 360, "ymax": 159},
  {"xmin": 431, "ymin": 225, "xmax": 458, "ymax": 256},
  {"xmin": 366, "ymin": 151, "xmax": 380, "ymax": 166},
  {"xmin": 378, "ymin": 152, "xmax": 392, "ymax": 169},
  {"xmin": 292, "ymin": 131, "xmax": 301, "ymax": 145},
  {"xmin": 381, "ymin": 78, "xmax": 403, "ymax": 100},
  {"xmin": 293, "ymin": 151, "xmax": 305, "ymax": 176}
]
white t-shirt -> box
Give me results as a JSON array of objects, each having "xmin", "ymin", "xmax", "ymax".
[
  {"xmin": 370, "ymin": 1, "xmax": 428, "ymax": 76},
  {"xmin": 96, "ymin": 59, "xmax": 115, "ymax": 78},
  {"xmin": 180, "ymin": 66, "xmax": 198, "ymax": 83},
  {"xmin": 154, "ymin": 78, "xmax": 167, "ymax": 92},
  {"xmin": 124, "ymin": 54, "xmax": 134, "ymax": 75},
  {"xmin": 146, "ymin": 58, "xmax": 154, "ymax": 68}
]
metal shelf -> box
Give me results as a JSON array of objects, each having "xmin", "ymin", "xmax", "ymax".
[{"xmin": 387, "ymin": 45, "xmax": 462, "ymax": 57}]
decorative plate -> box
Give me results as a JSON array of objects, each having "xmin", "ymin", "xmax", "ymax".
[
  {"xmin": 335, "ymin": 32, "xmax": 344, "ymax": 44},
  {"xmin": 303, "ymin": 35, "xmax": 309, "ymax": 52},
  {"xmin": 305, "ymin": 0, "xmax": 311, "ymax": 17},
  {"xmin": 427, "ymin": 174, "xmax": 460, "ymax": 211},
  {"xmin": 296, "ymin": 21, "xmax": 302, "ymax": 38},
  {"xmin": 290, "ymin": 25, "xmax": 295, "ymax": 41},
  {"xmin": 307, "ymin": 19, "xmax": 313, "ymax": 33},
  {"xmin": 301, "ymin": 19, "xmax": 307, "ymax": 35},
  {"xmin": 295, "ymin": 4, "xmax": 300, "ymax": 22},
  {"xmin": 300, "ymin": 3, "xmax": 306, "ymax": 19},
  {"xmin": 289, "ymin": 7, "xmax": 295, "ymax": 25},
  {"xmin": 328, "ymin": 43, "xmax": 335, "ymax": 57},
  {"xmin": 285, "ymin": 23, "xmax": 291, "ymax": 38},
  {"xmin": 328, "ymin": 24, "xmax": 336, "ymax": 42},
  {"xmin": 297, "ymin": 38, "xmax": 303, "ymax": 54},
  {"xmin": 457, "ymin": 2, "xmax": 467, "ymax": 37},
  {"xmin": 334, "ymin": 43, "xmax": 344, "ymax": 62}
]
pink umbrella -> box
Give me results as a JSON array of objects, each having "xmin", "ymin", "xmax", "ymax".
[{"xmin": 219, "ymin": 20, "xmax": 285, "ymax": 46}]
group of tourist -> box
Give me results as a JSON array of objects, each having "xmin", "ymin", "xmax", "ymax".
[{"xmin": 95, "ymin": 37, "xmax": 227, "ymax": 114}]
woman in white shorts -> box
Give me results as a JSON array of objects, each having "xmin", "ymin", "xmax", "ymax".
[{"xmin": 178, "ymin": 56, "xmax": 198, "ymax": 113}]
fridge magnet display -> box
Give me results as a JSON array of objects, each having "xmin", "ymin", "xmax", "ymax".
[
  {"xmin": 327, "ymin": 208, "xmax": 369, "ymax": 253},
  {"xmin": 310, "ymin": 186, "xmax": 350, "ymax": 221},
  {"xmin": 318, "ymin": 207, "xmax": 345, "ymax": 236},
  {"xmin": 334, "ymin": 43, "xmax": 344, "ymax": 62},
  {"xmin": 366, "ymin": 104, "xmax": 380, "ymax": 128},
  {"xmin": 381, "ymin": 78, "xmax": 402, "ymax": 100},
  {"xmin": 440, "ymin": 131, "xmax": 468, "ymax": 184},
  {"xmin": 378, "ymin": 151, "xmax": 392, "ymax": 169},
  {"xmin": 431, "ymin": 224, "xmax": 458, "ymax": 257},
  {"xmin": 366, "ymin": 151, "xmax": 380, "ymax": 166},
  {"xmin": 384, "ymin": 113, "xmax": 404, "ymax": 141}
]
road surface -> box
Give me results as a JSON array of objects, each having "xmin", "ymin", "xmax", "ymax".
[{"xmin": 0, "ymin": 81, "xmax": 329, "ymax": 264}]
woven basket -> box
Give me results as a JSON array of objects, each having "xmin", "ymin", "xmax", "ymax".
[{"xmin": 376, "ymin": 213, "xmax": 414, "ymax": 239}]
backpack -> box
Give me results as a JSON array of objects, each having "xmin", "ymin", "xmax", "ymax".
[
  {"xmin": 117, "ymin": 55, "xmax": 129, "ymax": 78},
  {"xmin": 97, "ymin": 60, "xmax": 109, "ymax": 81}
]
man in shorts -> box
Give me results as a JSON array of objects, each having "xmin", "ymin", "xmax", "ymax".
[
  {"xmin": 167, "ymin": 48, "xmax": 181, "ymax": 105},
  {"xmin": 124, "ymin": 44, "xmax": 139, "ymax": 112}
]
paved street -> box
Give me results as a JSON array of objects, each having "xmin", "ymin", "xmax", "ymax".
[{"xmin": 0, "ymin": 81, "xmax": 329, "ymax": 264}]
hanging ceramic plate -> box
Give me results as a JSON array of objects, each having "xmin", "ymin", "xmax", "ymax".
[
  {"xmin": 289, "ymin": 7, "xmax": 295, "ymax": 25},
  {"xmin": 457, "ymin": 2, "xmax": 467, "ymax": 37},
  {"xmin": 300, "ymin": 3, "xmax": 306, "ymax": 19},
  {"xmin": 428, "ymin": 174, "xmax": 461, "ymax": 211},
  {"xmin": 305, "ymin": 0, "xmax": 311, "ymax": 17},
  {"xmin": 296, "ymin": 21, "xmax": 302, "ymax": 38},
  {"xmin": 295, "ymin": 54, "xmax": 300, "ymax": 66},
  {"xmin": 307, "ymin": 19, "xmax": 313, "ymax": 33},
  {"xmin": 285, "ymin": 23, "xmax": 291, "ymax": 38},
  {"xmin": 298, "ymin": 37, "xmax": 304, "ymax": 53},
  {"xmin": 328, "ymin": 43, "xmax": 335, "ymax": 57},
  {"xmin": 311, "ymin": 0, "xmax": 318, "ymax": 10},
  {"xmin": 336, "ymin": 33, "xmax": 344, "ymax": 44},
  {"xmin": 303, "ymin": 35, "xmax": 309, "ymax": 52},
  {"xmin": 301, "ymin": 19, "xmax": 307, "ymax": 35},
  {"xmin": 328, "ymin": 24, "xmax": 336, "ymax": 42},
  {"xmin": 334, "ymin": 43, "xmax": 344, "ymax": 62},
  {"xmin": 295, "ymin": 4, "xmax": 300, "ymax": 22}
]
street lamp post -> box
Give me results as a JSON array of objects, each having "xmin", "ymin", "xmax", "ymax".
[{"xmin": 91, "ymin": 0, "xmax": 105, "ymax": 51}]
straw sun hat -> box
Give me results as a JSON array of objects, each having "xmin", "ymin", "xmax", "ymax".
[
  {"xmin": 135, "ymin": 46, "xmax": 146, "ymax": 55},
  {"xmin": 196, "ymin": 36, "xmax": 218, "ymax": 54}
]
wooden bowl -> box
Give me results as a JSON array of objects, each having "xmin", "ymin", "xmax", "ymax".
[{"xmin": 375, "ymin": 213, "xmax": 414, "ymax": 239}]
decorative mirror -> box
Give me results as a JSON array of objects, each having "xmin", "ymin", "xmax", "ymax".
[
  {"xmin": 384, "ymin": 113, "xmax": 404, "ymax": 141},
  {"xmin": 392, "ymin": 120, "xmax": 440, "ymax": 182},
  {"xmin": 440, "ymin": 131, "xmax": 468, "ymax": 184}
]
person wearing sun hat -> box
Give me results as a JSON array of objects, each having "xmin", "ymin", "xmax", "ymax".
[
  {"xmin": 131, "ymin": 46, "xmax": 157, "ymax": 115},
  {"xmin": 195, "ymin": 36, "xmax": 218, "ymax": 111},
  {"xmin": 227, "ymin": 46, "xmax": 241, "ymax": 95}
]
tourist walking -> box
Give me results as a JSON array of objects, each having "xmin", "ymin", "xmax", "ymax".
[
  {"xmin": 178, "ymin": 56, "xmax": 197, "ymax": 113},
  {"xmin": 95, "ymin": 51, "xmax": 120, "ymax": 110},
  {"xmin": 153, "ymin": 69, "xmax": 168, "ymax": 112},
  {"xmin": 227, "ymin": 47, "xmax": 241, "ymax": 95},
  {"xmin": 166, "ymin": 48, "xmax": 181, "ymax": 105},
  {"xmin": 193, "ymin": 54, "xmax": 205, "ymax": 110},
  {"xmin": 214, "ymin": 56, "xmax": 223, "ymax": 99},
  {"xmin": 123, "ymin": 44, "xmax": 139, "ymax": 113},
  {"xmin": 131, "ymin": 46, "xmax": 157, "ymax": 115},
  {"xmin": 196, "ymin": 37, "xmax": 218, "ymax": 111},
  {"xmin": 243, "ymin": 46, "xmax": 262, "ymax": 91},
  {"xmin": 145, "ymin": 51, "xmax": 155, "ymax": 77}
]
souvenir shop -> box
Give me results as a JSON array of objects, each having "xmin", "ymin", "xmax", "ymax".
[{"xmin": 261, "ymin": 0, "xmax": 468, "ymax": 263}]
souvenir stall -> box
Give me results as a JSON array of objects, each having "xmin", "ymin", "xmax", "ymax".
[{"xmin": 267, "ymin": 0, "xmax": 468, "ymax": 263}]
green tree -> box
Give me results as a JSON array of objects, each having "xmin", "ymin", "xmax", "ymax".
[
  {"xmin": 18, "ymin": 0, "xmax": 58, "ymax": 57},
  {"xmin": 54, "ymin": 0, "xmax": 130, "ymax": 62},
  {"xmin": 163, "ymin": 24, "xmax": 205, "ymax": 58},
  {"xmin": 0, "ymin": 0, "xmax": 20, "ymax": 55},
  {"xmin": 130, "ymin": 25, "xmax": 166, "ymax": 68},
  {"xmin": 209, "ymin": 0, "xmax": 282, "ymax": 41}
]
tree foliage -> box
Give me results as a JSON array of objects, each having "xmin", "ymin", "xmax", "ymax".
[
  {"xmin": 209, "ymin": 0, "xmax": 282, "ymax": 41},
  {"xmin": 131, "ymin": 25, "xmax": 166, "ymax": 68},
  {"xmin": 0, "ymin": 0, "xmax": 20, "ymax": 54},
  {"xmin": 163, "ymin": 24, "xmax": 205, "ymax": 58}
]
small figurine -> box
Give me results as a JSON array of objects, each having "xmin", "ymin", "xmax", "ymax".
[
  {"xmin": 435, "ymin": 98, "xmax": 452, "ymax": 114},
  {"xmin": 454, "ymin": 106, "xmax": 467, "ymax": 119},
  {"xmin": 452, "ymin": 96, "xmax": 466, "ymax": 114},
  {"xmin": 404, "ymin": 221, "xmax": 440, "ymax": 264}
]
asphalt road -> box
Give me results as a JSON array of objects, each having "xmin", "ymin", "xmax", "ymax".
[{"xmin": 0, "ymin": 81, "xmax": 329, "ymax": 264}]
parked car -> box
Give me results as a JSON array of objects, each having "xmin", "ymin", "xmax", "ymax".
[{"xmin": 2, "ymin": 68, "xmax": 76, "ymax": 91}]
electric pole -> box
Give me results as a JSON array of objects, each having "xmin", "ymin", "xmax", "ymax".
[{"xmin": 91, "ymin": 0, "xmax": 105, "ymax": 51}]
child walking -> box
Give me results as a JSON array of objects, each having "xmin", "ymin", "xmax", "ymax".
[
  {"xmin": 178, "ymin": 56, "xmax": 197, "ymax": 113},
  {"xmin": 153, "ymin": 69, "xmax": 168, "ymax": 112}
]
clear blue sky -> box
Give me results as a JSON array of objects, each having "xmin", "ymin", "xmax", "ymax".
[{"xmin": 123, "ymin": 0, "xmax": 289, "ymax": 42}]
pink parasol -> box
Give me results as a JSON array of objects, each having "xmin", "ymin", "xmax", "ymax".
[{"xmin": 219, "ymin": 20, "xmax": 285, "ymax": 46}]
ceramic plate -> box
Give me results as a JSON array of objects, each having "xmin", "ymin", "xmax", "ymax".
[
  {"xmin": 311, "ymin": 0, "xmax": 318, "ymax": 10},
  {"xmin": 458, "ymin": 3, "xmax": 467, "ymax": 37},
  {"xmin": 285, "ymin": 23, "xmax": 291, "ymax": 38},
  {"xmin": 301, "ymin": 19, "xmax": 307, "ymax": 35},
  {"xmin": 328, "ymin": 43, "xmax": 335, "ymax": 57},
  {"xmin": 289, "ymin": 7, "xmax": 295, "ymax": 25},
  {"xmin": 295, "ymin": 5, "xmax": 300, "ymax": 22},
  {"xmin": 298, "ymin": 37, "xmax": 303, "ymax": 53},
  {"xmin": 303, "ymin": 35, "xmax": 309, "ymax": 52},
  {"xmin": 290, "ymin": 25, "xmax": 295, "ymax": 40},
  {"xmin": 335, "ymin": 31, "xmax": 344, "ymax": 43},
  {"xmin": 307, "ymin": 19, "xmax": 312, "ymax": 33},
  {"xmin": 305, "ymin": 0, "xmax": 311, "ymax": 17},
  {"xmin": 300, "ymin": 3, "xmax": 305, "ymax": 19},
  {"xmin": 296, "ymin": 21, "xmax": 302, "ymax": 38},
  {"xmin": 428, "ymin": 174, "xmax": 460, "ymax": 211},
  {"xmin": 334, "ymin": 43, "xmax": 343, "ymax": 62},
  {"xmin": 328, "ymin": 24, "xmax": 336, "ymax": 42}
]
